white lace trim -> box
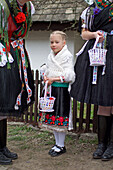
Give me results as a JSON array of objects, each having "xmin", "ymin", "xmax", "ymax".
[{"xmin": 0, "ymin": 43, "xmax": 14, "ymax": 67}]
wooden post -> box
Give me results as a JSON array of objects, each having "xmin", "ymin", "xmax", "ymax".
[
  {"xmin": 73, "ymin": 99, "xmax": 77, "ymax": 132},
  {"xmin": 85, "ymin": 104, "xmax": 91, "ymax": 132},
  {"xmin": 79, "ymin": 102, "xmax": 84, "ymax": 132},
  {"xmin": 34, "ymin": 70, "xmax": 38, "ymax": 124}
]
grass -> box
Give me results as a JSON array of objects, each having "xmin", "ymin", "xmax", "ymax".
[
  {"xmin": 7, "ymin": 124, "xmax": 97, "ymax": 150},
  {"xmin": 8, "ymin": 124, "xmax": 55, "ymax": 150},
  {"xmin": 8, "ymin": 135, "xmax": 27, "ymax": 142},
  {"xmin": 78, "ymin": 138, "xmax": 97, "ymax": 145}
]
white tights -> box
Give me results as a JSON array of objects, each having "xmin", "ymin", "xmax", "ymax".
[{"xmin": 53, "ymin": 131, "xmax": 66, "ymax": 152}]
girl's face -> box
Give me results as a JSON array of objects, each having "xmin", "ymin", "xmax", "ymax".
[{"xmin": 50, "ymin": 34, "xmax": 66, "ymax": 55}]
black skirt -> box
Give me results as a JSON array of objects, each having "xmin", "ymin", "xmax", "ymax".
[
  {"xmin": 70, "ymin": 35, "xmax": 113, "ymax": 106},
  {"xmin": 51, "ymin": 86, "xmax": 70, "ymax": 117}
]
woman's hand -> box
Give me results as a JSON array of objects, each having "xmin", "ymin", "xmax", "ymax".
[
  {"xmin": 82, "ymin": 29, "xmax": 104, "ymax": 42},
  {"xmin": 95, "ymin": 31, "xmax": 104, "ymax": 43}
]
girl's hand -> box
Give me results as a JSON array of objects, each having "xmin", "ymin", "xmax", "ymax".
[
  {"xmin": 46, "ymin": 78, "xmax": 54, "ymax": 86},
  {"xmin": 44, "ymin": 77, "xmax": 54, "ymax": 86},
  {"xmin": 44, "ymin": 76, "xmax": 48, "ymax": 83},
  {"xmin": 44, "ymin": 76, "xmax": 61, "ymax": 86}
]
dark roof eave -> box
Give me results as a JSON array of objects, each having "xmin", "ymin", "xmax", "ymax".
[{"xmin": 30, "ymin": 21, "xmax": 78, "ymax": 31}]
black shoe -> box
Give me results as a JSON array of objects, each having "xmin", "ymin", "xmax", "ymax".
[
  {"xmin": 48, "ymin": 145, "xmax": 57, "ymax": 155},
  {"xmin": 1, "ymin": 147, "xmax": 18, "ymax": 160},
  {"xmin": 0, "ymin": 151, "xmax": 12, "ymax": 165},
  {"xmin": 50, "ymin": 146, "xmax": 66, "ymax": 157},
  {"xmin": 93, "ymin": 143, "xmax": 106, "ymax": 159},
  {"xmin": 101, "ymin": 143, "xmax": 113, "ymax": 161}
]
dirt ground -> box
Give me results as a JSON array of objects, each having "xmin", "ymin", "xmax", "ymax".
[{"xmin": 0, "ymin": 122, "xmax": 113, "ymax": 170}]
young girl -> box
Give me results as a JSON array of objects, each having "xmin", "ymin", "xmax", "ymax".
[{"xmin": 40, "ymin": 31, "xmax": 75, "ymax": 157}]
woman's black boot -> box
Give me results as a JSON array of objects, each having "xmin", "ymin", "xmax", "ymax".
[
  {"xmin": 93, "ymin": 115, "xmax": 110, "ymax": 159},
  {"xmin": 0, "ymin": 119, "xmax": 12, "ymax": 165},
  {"xmin": 0, "ymin": 119, "xmax": 18, "ymax": 161},
  {"xmin": 102, "ymin": 115, "xmax": 113, "ymax": 161}
]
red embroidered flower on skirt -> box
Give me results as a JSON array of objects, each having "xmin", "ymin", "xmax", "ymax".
[
  {"xmin": 45, "ymin": 114, "xmax": 49, "ymax": 120},
  {"xmin": 15, "ymin": 12, "xmax": 26, "ymax": 23},
  {"xmin": 58, "ymin": 117, "xmax": 64, "ymax": 123},
  {"xmin": 51, "ymin": 115, "xmax": 56, "ymax": 122}
]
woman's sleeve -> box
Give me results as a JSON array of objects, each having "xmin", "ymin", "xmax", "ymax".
[
  {"xmin": 30, "ymin": 1, "xmax": 35, "ymax": 15},
  {"xmin": 81, "ymin": 7, "xmax": 88, "ymax": 29}
]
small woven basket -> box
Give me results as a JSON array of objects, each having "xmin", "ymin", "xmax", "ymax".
[
  {"xmin": 39, "ymin": 81, "xmax": 55, "ymax": 112},
  {"xmin": 88, "ymin": 36, "xmax": 107, "ymax": 66}
]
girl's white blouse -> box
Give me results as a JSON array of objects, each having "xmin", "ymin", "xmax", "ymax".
[{"xmin": 40, "ymin": 45, "xmax": 75, "ymax": 85}]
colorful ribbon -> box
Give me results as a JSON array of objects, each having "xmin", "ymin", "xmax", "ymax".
[{"xmin": 11, "ymin": 39, "xmax": 32, "ymax": 110}]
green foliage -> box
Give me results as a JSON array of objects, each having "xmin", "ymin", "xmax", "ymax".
[
  {"xmin": 76, "ymin": 102, "xmax": 94, "ymax": 119},
  {"xmin": 78, "ymin": 138, "xmax": 97, "ymax": 144},
  {"xmin": 8, "ymin": 125, "xmax": 33, "ymax": 142},
  {"xmin": 8, "ymin": 135, "xmax": 27, "ymax": 142},
  {"xmin": 8, "ymin": 125, "xmax": 33, "ymax": 135}
]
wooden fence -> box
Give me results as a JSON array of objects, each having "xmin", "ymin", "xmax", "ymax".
[{"xmin": 9, "ymin": 69, "xmax": 98, "ymax": 133}]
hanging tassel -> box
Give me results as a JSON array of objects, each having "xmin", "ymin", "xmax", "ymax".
[{"xmin": 92, "ymin": 66, "xmax": 98, "ymax": 84}]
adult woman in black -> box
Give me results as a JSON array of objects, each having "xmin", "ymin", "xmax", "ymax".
[
  {"xmin": 0, "ymin": 0, "xmax": 35, "ymax": 164},
  {"xmin": 71, "ymin": 0, "xmax": 113, "ymax": 161}
]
